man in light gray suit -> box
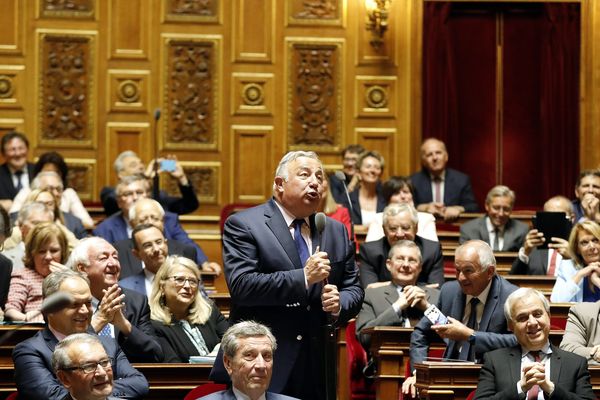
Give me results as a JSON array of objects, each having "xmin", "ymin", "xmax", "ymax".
[
  {"xmin": 459, "ymin": 185, "xmax": 528, "ymax": 252},
  {"xmin": 198, "ymin": 321, "xmax": 298, "ymax": 400},
  {"xmin": 356, "ymin": 240, "xmax": 439, "ymax": 351},
  {"xmin": 560, "ymin": 300, "xmax": 600, "ymax": 364}
]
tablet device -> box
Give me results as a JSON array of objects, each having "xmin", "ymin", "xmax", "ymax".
[{"xmin": 532, "ymin": 211, "xmax": 572, "ymax": 249}]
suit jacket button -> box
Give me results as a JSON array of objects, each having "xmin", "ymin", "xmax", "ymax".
[
  {"xmin": 296, "ymin": 335, "xmax": 302, "ymax": 341},
  {"xmin": 307, "ymin": 305, "xmax": 311, "ymax": 311}
]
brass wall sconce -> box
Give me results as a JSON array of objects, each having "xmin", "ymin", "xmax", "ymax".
[{"xmin": 365, "ymin": 0, "xmax": 392, "ymax": 49}]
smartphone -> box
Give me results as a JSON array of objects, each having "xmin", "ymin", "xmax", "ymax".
[
  {"xmin": 160, "ymin": 159, "xmax": 176, "ymax": 172},
  {"xmin": 424, "ymin": 304, "xmax": 448, "ymax": 325}
]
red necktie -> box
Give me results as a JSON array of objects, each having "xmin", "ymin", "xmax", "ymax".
[
  {"xmin": 434, "ymin": 178, "xmax": 442, "ymax": 203},
  {"xmin": 547, "ymin": 250, "xmax": 558, "ymax": 276},
  {"xmin": 527, "ymin": 351, "xmax": 541, "ymax": 400}
]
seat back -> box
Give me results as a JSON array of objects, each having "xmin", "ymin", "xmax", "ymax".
[
  {"xmin": 345, "ymin": 320, "xmax": 375, "ymax": 399},
  {"xmin": 220, "ymin": 203, "xmax": 254, "ymax": 233},
  {"xmin": 183, "ymin": 383, "xmax": 227, "ymax": 400}
]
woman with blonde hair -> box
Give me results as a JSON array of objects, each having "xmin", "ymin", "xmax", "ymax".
[
  {"xmin": 150, "ymin": 255, "xmax": 228, "ymax": 362},
  {"xmin": 4, "ymin": 222, "xmax": 69, "ymax": 322},
  {"xmin": 551, "ymin": 220, "xmax": 600, "ymax": 302}
]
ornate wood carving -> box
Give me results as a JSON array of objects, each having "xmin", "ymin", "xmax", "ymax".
[
  {"xmin": 289, "ymin": 43, "xmax": 341, "ymax": 147},
  {"xmin": 168, "ymin": 0, "xmax": 216, "ymax": 16},
  {"xmin": 163, "ymin": 166, "xmax": 217, "ymax": 204},
  {"xmin": 40, "ymin": 34, "xmax": 92, "ymax": 142},
  {"xmin": 165, "ymin": 39, "xmax": 216, "ymax": 146},
  {"xmin": 66, "ymin": 164, "xmax": 92, "ymax": 200},
  {"xmin": 0, "ymin": 76, "xmax": 13, "ymax": 98},
  {"xmin": 293, "ymin": 0, "xmax": 338, "ymax": 19},
  {"xmin": 41, "ymin": 0, "xmax": 94, "ymax": 18}
]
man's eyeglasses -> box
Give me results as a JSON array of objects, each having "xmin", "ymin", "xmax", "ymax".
[
  {"xmin": 168, "ymin": 276, "xmax": 199, "ymax": 288},
  {"xmin": 62, "ymin": 358, "xmax": 113, "ymax": 374}
]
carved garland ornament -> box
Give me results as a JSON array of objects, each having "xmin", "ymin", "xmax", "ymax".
[
  {"xmin": 168, "ymin": 0, "xmax": 216, "ymax": 16},
  {"xmin": 294, "ymin": 0, "xmax": 337, "ymax": 19},
  {"xmin": 43, "ymin": 0, "xmax": 92, "ymax": 12}
]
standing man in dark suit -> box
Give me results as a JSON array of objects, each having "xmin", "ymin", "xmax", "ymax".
[
  {"xmin": 66, "ymin": 236, "xmax": 164, "ymax": 363},
  {"xmin": 511, "ymin": 195, "xmax": 573, "ymax": 275},
  {"xmin": 13, "ymin": 269, "xmax": 148, "ymax": 400},
  {"xmin": 0, "ymin": 131, "xmax": 35, "ymax": 211},
  {"xmin": 474, "ymin": 288, "xmax": 595, "ymax": 399},
  {"xmin": 404, "ymin": 240, "xmax": 518, "ymax": 397},
  {"xmin": 410, "ymin": 138, "xmax": 478, "ymax": 221},
  {"xmin": 328, "ymin": 144, "xmax": 364, "ymax": 204},
  {"xmin": 198, "ymin": 321, "xmax": 299, "ymax": 400},
  {"xmin": 359, "ymin": 203, "xmax": 444, "ymax": 288},
  {"xmin": 356, "ymin": 240, "xmax": 440, "ymax": 351},
  {"xmin": 459, "ymin": 185, "xmax": 529, "ymax": 252},
  {"xmin": 217, "ymin": 151, "xmax": 363, "ymax": 399}
]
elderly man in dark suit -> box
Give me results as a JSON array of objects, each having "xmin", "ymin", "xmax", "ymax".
[
  {"xmin": 0, "ymin": 131, "xmax": 35, "ymax": 211},
  {"xmin": 214, "ymin": 150, "xmax": 363, "ymax": 400},
  {"xmin": 13, "ymin": 269, "xmax": 148, "ymax": 400},
  {"xmin": 359, "ymin": 203, "xmax": 444, "ymax": 288},
  {"xmin": 66, "ymin": 236, "xmax": 164, "ymax": 363},
  {"xmin": 410, "ymin": 138, "xmax": 478, "ymax": 221},
  {"xmin": 356, "ymin": 240, "xmax": 440, "ymax": 351},
  {"xmin": 460, "ymin": 185, "xmax": 529, "ymax": 252},
  {"xmin": 474, "ymin": 288, "xmax": 595, "ymax": 399},
  {"xmin": 404, "ymin": 240, "xmax": 518, "ymax": 397}
]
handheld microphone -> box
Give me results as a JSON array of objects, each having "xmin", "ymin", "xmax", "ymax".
[
  {"xmin": 334, "ymin": 170, "xmax": 355, "ymax": 241},
  {"xmin": 315, "ymin": 212, "xmax": 327, "ymax": 248},
  {"xmin": 152, "ymin": 108, "xmax": 161, "ymax": 200}
]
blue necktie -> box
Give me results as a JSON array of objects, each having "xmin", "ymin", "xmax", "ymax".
[
  {"xmin": 98, "ymin": 323, "xmax": 112, "ymax": 337},
  {"xmin": 293, "ymin": 219, "xmax": 309, "ymax": 267},
  {"xmin": 14, "ymin": 170, "xmax": 23, "ymax": 192}
]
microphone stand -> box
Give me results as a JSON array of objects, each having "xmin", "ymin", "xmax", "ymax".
[{"xmin": 152, "ymin": 108, "xmax": 161, "ymax": 200}]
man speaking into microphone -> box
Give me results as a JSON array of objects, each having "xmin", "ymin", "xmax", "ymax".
[{"xmin": 215, "ymin": 151, "xmax": 363, "ymax": 400}]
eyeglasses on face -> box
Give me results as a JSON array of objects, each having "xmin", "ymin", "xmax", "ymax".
[
  {"xmin": 62, "ymin": 358, "xmax": 113, "ymax": 374},
  {"xmin": 168, "ymin": 276, "xmax": 199, "ymax": 287}
]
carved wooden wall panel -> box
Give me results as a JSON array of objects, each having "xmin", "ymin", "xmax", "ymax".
[
  {"xmin": 38, "ymin": 30, "xmax": 97, "ymax": 147},
  {"xmin": 287, "ymin": 39, "xmax": 344, "ymax": 150},
  {"xmin": 0, "ymin": 65, "xmax": 25, "ymax": 110},
  {"xmin": 355, "ymin": 76, "xmax": 397, "ymax": 118},
  {"xmin": 233, "ymin": 0, "xmax": 273, "ymax": 63},
  {"xmin": 40, "ymin": 0, "xmax": 95, "ymax": 19},
  {"xmin": 162, "ymin": 162, "xmax": 221, "ymax": 205},
  {"xmin": 109, "ymin": 0, "xmax": 149, "ymax": 59},
  {"xmin": 162, "ymin": 35, "xmax": 221, "ymax": 150},
  {"xmin": 287, "ymin": 0, "xmax": 344, "ymax": 26},
  {"xmin": 163, "ymin": 0, "xmax": 220, "ymax": 23},
  {"xmin": 356, "ymin": 127, "xmax": 396, "ymax": 181},
  {"xmin": 65, "ymin": 158, "xmax": 96, "ymax": 200},
  {"xmin": 105, "ymin": 122, "xmax": 150, "ymax": 183},
  {"xmin": 231, "ymin": 125, "xmax": 273, "ymax": 203},
  {"xmin": 108, "ymin": 69, "xmax": 149, "ymax": 113},
  {"xmin": 356, "ymin": 0, "xmax": 396, "ymax": 65},
  {"xmin": 231, "ymin": 73, "xmax": 274, "ymax": 116},
  {"xmin": 0, "ymin": 0, "xmax": 23, "ymax": 55}
]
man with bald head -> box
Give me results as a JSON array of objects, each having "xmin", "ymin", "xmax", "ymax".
[
  {"xmin": 511, "ymin": 195, "xmax": 574, "ymax": 275},
  {"xmin": 410, "ymin": 138, "xmax": 478, "ymax": 221}
]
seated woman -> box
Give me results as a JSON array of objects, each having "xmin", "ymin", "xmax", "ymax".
[
  {"xmin": 150, "ymin": 255, "xmax": 229, "ymax": 362},
  {"xmin": 365, "ymin": 176, "xmax": 438, "ymax": 242},
  {"xmin": 551, "ymin": 220, "xmax": 600, "ymax": 302},
  {"xmin": 10, "ymin": 151, "xmax": 94, "ymax": 229},
  {"xmin": 318, "ymin": 176, "xmax": 352, "ymax": 239},
  {"xmin": 344, "ymin": 151, "xmax": 386, "ymax": 227},
  {"xmin": 4, "ymin": 222, "xmax": 69, "ymax": 322},
  {"xmin": 0, "ymin": 206, "xmax": 12, "ymax": 311}
]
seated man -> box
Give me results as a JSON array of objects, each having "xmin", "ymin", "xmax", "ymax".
[
  {"xmin": 404, "ymin": 240, "xmax": 518, "ymax": 397},
  {"xmin": 410, "ymin": 138, "xmax": 478, "ymax": 221},
  {"xmin": 328, "ymin": 144, "xmax": 364, "ymax": 204},
  {"xmin": 460, "ymin": 185, "xmax": 528, "ymax": 252},
  {"xmin": 101, "ymin": 150, "xmax": 199, "ymax": 216},
  {"xmin": 0, "ymin": 131, "xmax": 35, "ymax": 211},
  {"xmin": 511, "ymin": 195, "xmax": 573, "ymax": 275},
  {"xmin": 13, "ymin": 269, "xmax": 148, "ymax": 400},
  {"xmin": 560, "ymin": 299, "xmax": 600, "ymax": 364},
  {"xmin": 359, "ymin": 203, "xmax": 444, "ymax": 288},
  {"xmin": 356, "ymin": 240, "xmax": 440, "ymax": 351},
  {"xmin": 198, "ymin": 321, "xmax": 298, "ymax": 400},
  {"xmin": 572, "ymin": 169, "xmax": 600, "ymax": 222},
  {"xmin": 66, "ymin": 237, "xmax": 164, "ymax": 363},
  {"xmin": 52, "ymin": 333, "xmax": 117, "ymax": 400},
  {"xmin": 114, "ymin": 197, "xmax": 216, "ymax": 279},
  {"xmin": 474, "ymin": 288, "xmax": 595, "ymax": 399}
]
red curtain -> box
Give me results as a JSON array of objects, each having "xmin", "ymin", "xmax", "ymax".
[{"xmin": 422, "ymin": 2, "xmax": 580, "ymax": 209}]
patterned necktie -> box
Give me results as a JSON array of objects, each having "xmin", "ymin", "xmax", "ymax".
[
  {"xmin": 459, "ymin": 297, "xmax": 480, "ymax": 360},
  {"xmin": 293, "ymin": 219, "xmax": 309, "ymax": 267},
  {"xmin": 98, "ymin": 324, "xmax": 112, "ymax": 337},
  {"xmin": 14, "ymin": 170, "xmax": 23, "ymax": 192},
  {"xmin": 433, "ymin": 177, "xmax": 442, "ymax": 203},
  {"xmin": 527, "ymin": 351, "xmax": 541, "ymax": 400}
]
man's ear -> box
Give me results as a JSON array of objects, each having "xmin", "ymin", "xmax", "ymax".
[
  {"xmin": 385, "ymin": 259, "xmax": 393, "ymax": 273},
  {"xmin": 223, "ymin": 354, "xmax": 233, "ymax": 376},
  {"xmin": 507, "ymin": 319, "xmax": 514, "ymax": 333},
  {"xmin": 76, "ymin": 263, "xmax": 85, "ymax": 273},
  {"xmin": 56, "ymin": 370, "xmax": 72, "ymax": 389},
  {"xmin": 274, "ymin": 176, "xmax": 285, "ymax": 193},
  {"xmin": 132, "ymin": 247, "xmax": 141, "ymax": 260}
]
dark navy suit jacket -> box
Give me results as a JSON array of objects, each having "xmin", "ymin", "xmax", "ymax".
[
  {"xmin": 410, "ymin": 168, "xmax": 479, "ymax": 212},
  {"xmin": 341, "ymin": 185, "xmax": 386, "ymax": 225},
  {"xmin": 0, "ymin": 162, "xmax": 34, "ymax": 200},
  {"xmin": 12, "ymin": 327, "xmax": 148, "ymax": 400}
]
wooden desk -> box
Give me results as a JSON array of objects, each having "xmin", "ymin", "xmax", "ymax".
[
  {"xmin": 505, "ymin": 275, "xmax": 556, "ymax": 296},
  {"xmin": 0, "ymin": 325, "xmax": 43, "ymax": 364},
  {"xmin": 201, "ymin": 270, "xmax": 218, "ymax": 293}
]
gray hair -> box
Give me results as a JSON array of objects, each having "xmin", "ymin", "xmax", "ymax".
[
  {"xmin": 114, "ymin": 150, "xmax": 139, "ymax": 174},
  {"xmin": 274, "ymin": 151, "xmax": 321, "ymax": 181},
  {"xmin": 17, "ymin": 202, "xmax": 54, "ymax": 225},
  {"xmin": 128, "ymin": 198, "xmax": 165, "ymax": 222},
  {"xmin": 115, "ymin": 174, "xmax": 149, "ymax": 196},
  {"xmin": 503, "ymin": 287, "xmax": 550, "ymax": 323},
  {"xmin": 43, "ymin": 269, "xmax": 89, "ymax": 298},
  {"xmin": 455, "ymin": 240, "xmax": 496, "ymax": 272},
  {"xmin": 52, "ymin": 333, "xmax": 104, "ymax": 373},
  {"xmin": 65, "ymin": 237, "xmax": 110, "ymax": 270},
  {"xmin": 31, "ymin": 171, "xmax": 63, "ymax": 191},
  {"xmin": 382, "ymin": 203, "xmax": 419, "ymax": 227},
  {"xmin": 387, "ymin": 240, "xmax": 422, "ymax": 263},
  {"xmin": 485, "ymin": 185, "xmax": 515, "ymax": 206},
  {"xmin": 221, "ymin": 321, "xmax": 277, "ymax": 360}
]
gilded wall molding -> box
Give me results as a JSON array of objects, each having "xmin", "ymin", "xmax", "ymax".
[
  {"xmin": 0, "ymin": 65, "xmax": 25, "ymax": 110},
  {"xmin": 64, "ymin": 158, "xmax": 96, "ymax": 200},
  {"xmin": 163, "ymin": 0, "xmax": 220, "ymax": 23},
  {"xmin": 108, "ymin": 69, "xmax": 150, "ymax": 113},
  {"xmin": 286, "ymin": 0, "xmax": 345, "ymax": 26},
  {"xmin": 39, "ymin": 0, "xmax": 95, "ymax": 19},
  {"xmin": 355, "ymin": 75, "xmax": 397, "ymax": 118},
  {"xmin": 231, "ymin": 72, "xmax": 274, "ymax": 116}
]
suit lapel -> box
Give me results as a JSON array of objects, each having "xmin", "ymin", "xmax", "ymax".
[
  {"xmin": 264, "ymin": 199, "xmax": 303, "ymax": 268},
  {"xmin": 42, "ymin": 327, "xmax": 59, "ymax": 352},
  {"xmin": 507, "ymin": 346, "xmax": 522, "ymax": 388},
  {"xmin": 503, "ymin": 220, "xmax": 516, "ymax": 250},
  {"xmin": 383, "ymin": 283, "xmax": 399, "ymax": 306},
  {"xmin": 549, "ymin": 345, "xmax": 562, "ymax": 384},
  {"xmin": 479, "ymin": 276, "xmax": 499, "ymax": 331},
  {"xmin": 478, "ymin": 218, "xmax": 490, "ymax": 244}
]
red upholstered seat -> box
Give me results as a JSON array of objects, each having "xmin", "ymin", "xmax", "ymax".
[
  {"xmin": 184, "ymin": 383, "xmax": 228, "ymax": 400},
  {"xmin": 345, "ymin": 320, "xmax": 375, "ymax": 399}
]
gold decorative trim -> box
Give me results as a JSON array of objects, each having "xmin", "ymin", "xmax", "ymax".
[
  {"xmin": 117, "ymin": 80, "xmax": 140, "ymax": 103},
  {"xmin": 162, "ymin": 0, "xmax": 221, "ymax": 24},
  {"xmin": 0, "ymin": 76, "xmax": 14, "ymax": 98},
  {"xmin": 39, "ymin": 0, "xmax": 96, "ymax": 19},
  {"xmin": 286, "ymin": 0, "xmax": 346, "ymax": 27},
  {"xmin": 365, "ymin": 85, "xmax": 387, "ymax": 108},
  {"xmin": 242, "ymin": 83, "xmax": 264, "ymax": 106}
]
